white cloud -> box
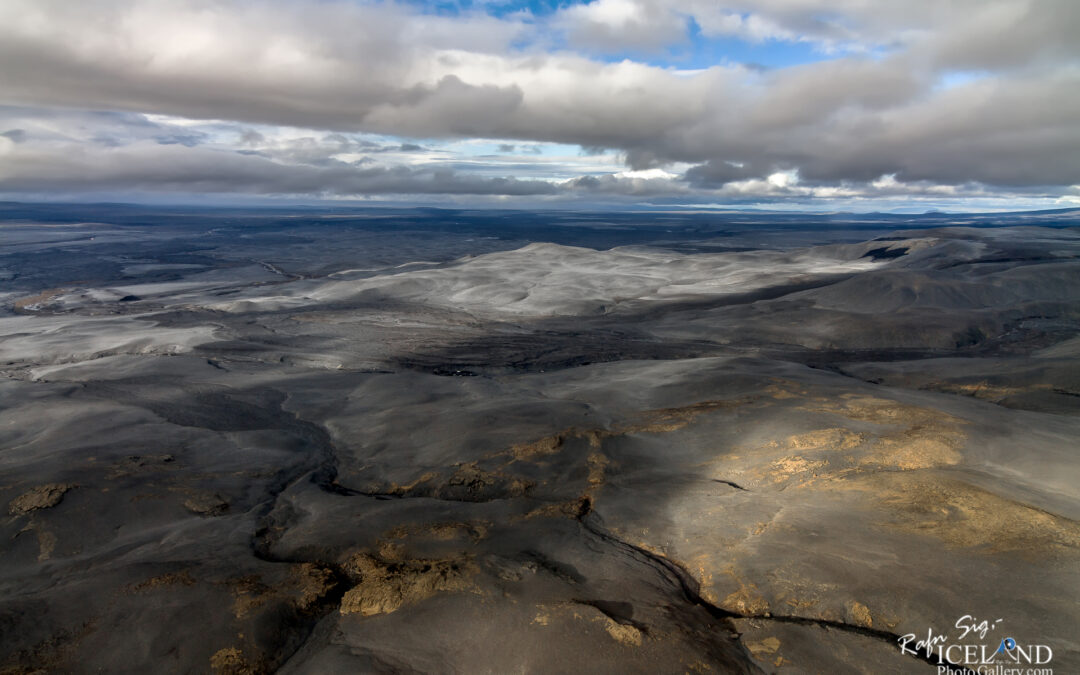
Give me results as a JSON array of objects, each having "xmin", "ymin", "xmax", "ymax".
[
  {"xmin": 556, "ymin": 0, "xmax": 688, "ymax": 52},
  {"xmin": 614, "ymin": 168, "xmax": 678, "ymax": 180}
]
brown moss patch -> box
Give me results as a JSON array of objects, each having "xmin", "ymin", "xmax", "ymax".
[
  {"xmin": 601, "ymin": 618, "xmax": 643, "ymax": 646},
  {"xmin": 766, "ymin": 456, "xmax": 828, "ymax": 484},
  {"xmin": 183, "ymin": 492, "xmax": 230, "ymax": 517},
  {"xmin": 8, "ymin": 484, "xmax": 74, "ymax": 516},
  {"xmin": 339, "ymin": 553, "xmax": 475, "ymax": 617},
  {"xmin": 128, "ymin": 571, "xmax": 196, "ymax": 592},
  {"xmin": 720, "ymin": 576, "xmax": 770, "ymax": 615},
  {"xmin": 861, "ymin": 426, "xmax": 963, "ymax": 470},
  {"xmin": 745, "ymin": 636, "xmax": 781, "ymax": 657},
  {"xmin": 733, "ymin": 396, "xmax": 971, "ymax": 484},
  {"xmin": 930, "ymin": 381, "xmax": 1053, "ymax": 403},
  {"xmin": 383, "ymin": 520, "xmax": 489, "ymax": 542},
  {"xmin": 383, "ymin": 471, "xmax": 439, "ymax": 494},
  {"xmin": 510, "ymin": 434, "xmax": 564, "ymax": 461},
  {"xmin": 847, "ymin": 600, "xmax": 873, "ymax": 628},
  {"xmin": 729, "ymin": 428, "xmax": 867, "ymax": 488},
  {"xmin": 806, "ymin": 394, "xmax": 966, "ymax": 429},
  {"xmin": 379, "ymin": 520, "xmax": 491, "ymax": 554},
  {"xmin": 443, "ymin": 462, "xmax": 533, "ymax": 500},
  {"xmin": 288, "ymin": 563, "xmax": 338, "ymax": 612},
  {"xmin": 812, "ymin": 396, "xmax": 968, "ymax": 471},
  {"xmin": 210, "ymin": 647, "xmax": 263, "ymax": 675},
  {"xmin": 229, "ymin": 564, "xmax": 337, "ymax": 619},
  {"xmin": 0, "ymin": 620, "xmax": 97, "ymax": 675},
  {"xmin": 230, "ymin": 576, "xmax": 271, "ymax": 619},
  {"xmin": 586, "ymin": 449, "xmax": 610, "ymax": 488},
  {"xmin": 521, "ymin": 497, "xmax": 592, "ymax": 521},
  {"xmin": 860, "ymin": 472, "xmax": 1080, "ymax": 555},
  {"xmin": 496, "ymin": 396, "xmax": 760, "ymax": 497},
  {"xmin": 628, "ymin": 396, "xmax": 758, "ymax": 434},
  {"xmin": 786, "ymin": 428, "xmax": 865, "ymax": 452},
  {"xmin": 35, "ymin": 530, "xmax": 57, "ymax": 562},
  {"xmin": 106, "ymin": 454, "xmax": 177, "ymax": 479},
  {"xmin": 362, "ymin": 465, "xmax": 532, "ymax": 503}
]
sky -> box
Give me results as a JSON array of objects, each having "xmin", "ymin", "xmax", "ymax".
[{"xmin": 0, "ymin": 0, "xmax": 1078, "ymax": 212}]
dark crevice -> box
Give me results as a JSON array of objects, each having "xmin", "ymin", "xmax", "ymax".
[
  {"xmin": 712, "ymin": 479, "xmax": 747, "ymax": 491},
  {"xmin": 127, "ymin": 390, "xmax": 361, "ymax": 672},
  {"xmin": 247, "ymin": 549, "xmax": 353, "ymax": 672}
]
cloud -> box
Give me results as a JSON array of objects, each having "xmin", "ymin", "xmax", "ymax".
[
  {"xmin": 0, "ymin": 140, "xmax": 565, "ymax": 196},
  {"xmin": 0, "ymin": 127, "xmax": 1069, "ymax": 213},
  {"xmin": 239, "ymin": 129, "xmax": 266, "ymax": 146},
  {"xmin": 0, "ymin": 0, "xmax": 1077, "ymax": 203},
  {"xmin": 555, "ymin": 0, "xmax": 689, "ymax": 53},
  {"xmin": 0, "ymin": 129, "xmax": 26, "ymax": 143}
]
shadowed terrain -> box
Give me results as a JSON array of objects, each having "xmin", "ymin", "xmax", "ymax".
[{"xmin": 1, "ymin": 204, "xmax": 1079, "ymax": 673}]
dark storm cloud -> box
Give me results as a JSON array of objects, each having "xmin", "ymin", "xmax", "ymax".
[
  {"xmin": 0, "ymin": 106, "xmax": 216, "ymax": 149},
  {"xmin": 154, "ymin": 132, "xmax": 208, "ymax": 147},
  {"xmin": 239, "ymin": 130, "xmax": 267, "ymax": 146},
  {"xmin": 563, "ymin": 173, "xmax": 690, "ymax": 197},
  {"xmin": 0, "ymin": 143, "xmax": 558, "ymax": 196}
]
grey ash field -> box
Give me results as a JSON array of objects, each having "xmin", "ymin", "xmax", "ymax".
[{"xmin": 1, "ymin": 203, "xmax": 1079, "ymax": 674}]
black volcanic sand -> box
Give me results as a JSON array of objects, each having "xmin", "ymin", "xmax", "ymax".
[{"xmin": 1, "ymin": 206, "xmax": 1079, "ymax": 674}]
